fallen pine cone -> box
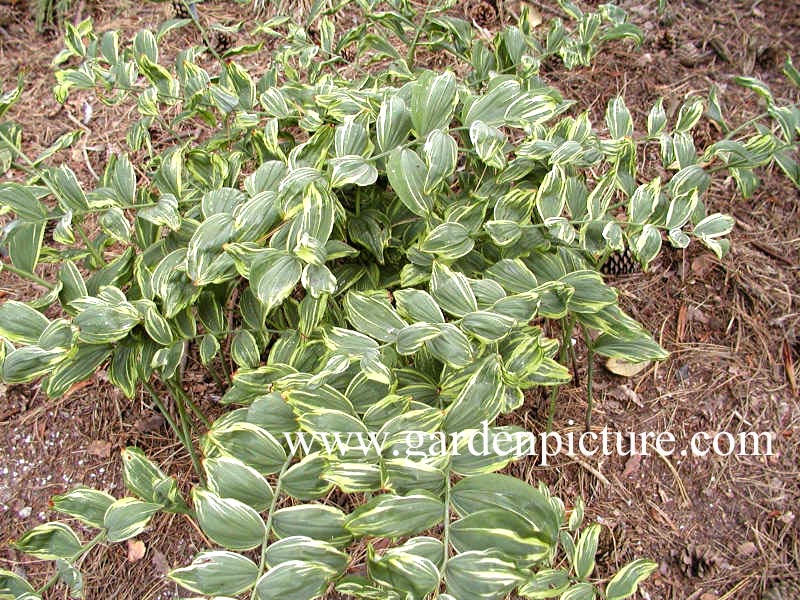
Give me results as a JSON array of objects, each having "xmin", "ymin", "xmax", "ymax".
[
  {"xmin": 678, "ymin": 543, "xmax": 720, "ymax": 578},
  {"xmin": 213, "ymin": 30, "xmax": 235, "ymax": 54},
  {"xmin": 763, "ymin": 580, "xmax": 800, "ymax": 600},
  {"xmin": 601, "ymin": 247, "xmax": 639, "ymax": 276},
  {"xmin": 467, "ymin": 0, "xmax": 498, "ymax": 29}
]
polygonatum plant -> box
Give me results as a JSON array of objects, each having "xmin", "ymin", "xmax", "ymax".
[{"xmin": 0, "ymin": 0, "xmax": 798, "ymax": 598}]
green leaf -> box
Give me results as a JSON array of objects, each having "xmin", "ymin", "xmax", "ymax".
[
  {"xmin": 13, "ymin": 522, "xmax": 82, "ymax": 560},
  {"xmin": 647, "ymin": 98, "xmax": 667, "ymax": 138},
  {"xmin": 461, "ymin": 311, "xmax": 516, "ymax": 343},
  {"xmin": 103, "ymin": 497, "xmax": 161, "ymax": 542},
  {"xmin": 250, "ymin": 250, "xmax": 303, "ymax": 314},
  {"xmin": 451, "ymin": 508, "xmax": 551, "ymax": 563},
  {"xmin": 112, "ymin": 155, "xmax": 137, "ymax": 204},
  {"xmin": 443, "ymin": 357, "xmax": 504, "ymax": 432},
  {"xmin": 605, "ymin": 559, "xmax": 658, "ymax": 600},
  {"xmin": 44, "ymin": 343, "xmax": 112, "ymax": 398},
  {"xmin": 426, "ymin": 323, "xmax": 474, "ymax": 368},
  {"xmin": 7, "ymin": 221, "xmax": 44, "ymax": 274},
  {"xmin": 203, "ymin": 422, "xmax": 287, "ymax": 475},
  {"xmin": 486, "ymin": 260, "xmax": 537, "ymax": 293},
  {"xmin": 450, "ymin": 474, "xmax": 559, "ymax": 543},
  {"xmin": 121, "ymin": 447, "xmax": 187, "ymax": 512},
  {"xmin": 674, "ymin": 97, "xmax": 704, "ymax": 133},
  {"xmin": 0, "ymin": 301, "xmax": 49, "ymax": 344},
  {"xmin": 561, "ymin": 582, "xmax": 596, "ymax": 600},
  {"xmin": 204, "ymin": 456, "xmax": 273, "ymax": 512},
  {"xmin": 0, "ymin": 182, "xmax": 47, "ymax": 221},
  {"xmin": 330, "ymin": 156, "xmax": 378, "ymax": 188},
  {"xmin": 0, "ymin": 568, "xmax": 36, "ymax": 598},
  {"xmin": 193, "ymin": 489, "xmax": 266, "ymax": 551},
  {"xmin": 396, "ymin": 323, "xmax": 440, "ymax": 355},
  {"xmin": 54, "ymin": 166, "xmax": 89, "ymax": 212},
  {"xmin": 386, "ymin": 148, "xmax": 433, "ymax": 217},
  {"xmin": 281, "ymin": 454, "xmax": 332, "ymax": 501},
  {"xmin": 632, "ymin": 224, "xmax": 662, "ymax": 269},
  {"xmin": 445, "ymin": 551, "xmax": 524, "ymax": 600},
  {"xmin": 592, "ymin": 333, "xmax": 668, "ymax": 362},
  {"xmin": 266, "ymin": 536, "xmax": 348, "ymax": 573},
  {"xmin": 271, "ymin": 504, "xmax": 351, "ymax": 546},
  {"xmin": 421, "ymin": 222, "xmax": 474, "ymax": 260},
  {"xmin": 560, "ymin": 270, "xmax": 616, "ymax": 314},
  {"xmin": 574, "ymin": 524, "xmax": 601, "ymax": 579},
  {"xmin": 345, "ymin": 493, "xmax": 444, "ymax": 538},
  {"xmin": 169, "ymin": 551, "xmax": 258, "ymax": 597},
  {"xmin": 231, "ymin": 330, "xmax": 261, "ymax": 369},
  {"xmin": 517, "ymin": 569, "xmax": 572, "ymax": 599},
  {"xmin": 733, "ymin": 76, "xmax": 773, "ymax": 104},
  {"xmin": 186, "ymin": 213, "xmax": 236, "ymax": 285},
  {"xmin": 465, "ymin": 78, "xmax": 521, "ymax": 127},
  {"xmin": 411, "ymin": 71, "xmax": 457, "ymax": 138},
  {"xmin": 430, "ymin": 262, "xmax": 478, "ymax": 317},
  {"xmin": 75, "ymin": 299, "xmax": 140, "ymax": 344},
  {"xmin": 423, "ymin": 129, "xmax": 458, "ymax": 193},
  {"xmin": 51, "ymin": 487, "xmax": 115, "ymax": 529},
  {"xmin": 2, "ymin": 346, "xmax": 66, "ymax": 384},
  {"xmin": 368, "ymin": 547, "xmax": 440, "ymax": 599},
  {"xmin": 394, "ymin": 289, "xmax": 444, "ymax": 323},
  {"xmin": 606, "ymin": 96, "xmax": 632, "ymax": 138},
  {"xmin": 138, "ymin": 194, "xmax": 181, "ymax": 231},
  {"xmin": 470, "ymin": 120, "xmax": 507, "ymax": 169},
  {"xmin": 693, "ymin": 213, "xmax": 734, "ymax": 238},
  {"xmin": 255, "ymin": 560, "xmax": 335, "ymax": 600},
  {"xmin": 344, "ymin": 291, "xmax": 407, "ymax": 342},
  {"xmin": 376, "ymin": 95, "xmax": 411, "ymax": 152}
]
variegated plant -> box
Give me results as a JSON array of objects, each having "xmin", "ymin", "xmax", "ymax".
[{"xmin": 1, "ymin": 1, "xmax": 798, "ymax": 598}]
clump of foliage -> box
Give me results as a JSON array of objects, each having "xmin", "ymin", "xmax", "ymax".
[{"xmin": 0, "ymin": 0, "xmax": 798, "ymax": 598}]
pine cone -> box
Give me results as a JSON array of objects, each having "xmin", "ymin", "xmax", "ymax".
[
  {"xmin": 339, "ymin": 44, "xmax": 356, "ymax": 63},
  {"xmin": 171, "ymin": 0, "xmax": 193, "ymax": 19},
  {"xmin": 467, "ymin": 0, "xmax": 498, "ymax": 29},
  {"xmin": 678, "ymin": 543, "xmax": 719, "ymax": 578},
  {"xmin": 213, "ymin": 31, "xmax": 234, "ymax": 55},
  {"xmin": 601, "ymin": 248, "xmax": 639, "ymax": 276},
  {"xmin": 763, "ymin": 580, "xmax": 800, "ymax": 600}
]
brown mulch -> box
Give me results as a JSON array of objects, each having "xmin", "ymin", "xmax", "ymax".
[{"xmin": 1, "ymin": 0, "xmax": 799, "ymax": 599}]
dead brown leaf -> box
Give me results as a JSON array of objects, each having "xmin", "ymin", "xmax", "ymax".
[
  {"xmin": 783, "ymin": 340, "xmax": 797, "ymax": 395},
  {"xmin": 677, "ymin": 303, "xmax": 687, "ymax": 342},
  {"xmin": 150, "ymin": 548, "xmax": 171, "ymax": 575},
  {"xmin": 623, "ymin": 453, "xmax": 643, "ymax": 478},
  {"xmin": 126, "ymin": 539, "xmax": 146, "ymax": 562},
  {"xmin": 86, "ymin": 440, "xmax": 112, "ymax": 458},
  {"xmin": 691, "ymin": 254, "xmax": 717, "ymax": 277}
]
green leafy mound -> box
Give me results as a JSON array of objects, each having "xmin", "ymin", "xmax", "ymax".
[{"xmin": 0, "ymin": 1, "xmax": 798, "ymax": 598}]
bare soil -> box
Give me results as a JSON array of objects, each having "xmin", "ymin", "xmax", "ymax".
[{"xmin": 0, "ymin": 1, "xmax": 798, "ymax": 599}]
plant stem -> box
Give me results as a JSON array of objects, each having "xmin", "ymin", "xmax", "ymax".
[
  {"xmin": 36, "ymin": 532, "xmax": 106, "ymax": 594},
  {"xmin": 171, "ymin": 379, "xmax": 211, "ymax": 428},
  {"xmin": 441, "ymin": 469, "xmax": 451, "ymax": 576},
  {"xmin": 218, "ymin": 354, "xmax": 231, "ymax": 386},
  {"xmin": 183, "ymin": 0, "xmax": 224, "ymax": 62},
  {"xmin": 250, "ymin": 450, "xmax": 296, "ymax": 600},
  {"xmin": 582, "ymin": 324, "xmax": 595, "ymax": 432},
  {"xmin": 546, "ymin": 316, "xmax": 575, "ymax": 433},
  {"xmin": 143, "ymin": 379, "xmax": 184, "ymax": 447},
  {"xmin": 168, "ymin": 379, "xmax": 205, "ymax": 481},
  {"xmin": 406, "ymin": 0, "xmax": 434, "ymax": 68},
  {"xmin": 1, "ymin": 263, "xmax": 54, "ymax": 289},
  {"xmin": 74, "ymin": 222, "xmax": 105, "ymax": 266},
  {"xmin": 0, "ymin": 129, "xmax": 105, "ymax": 265},
  {"xmin": 206, "ymin": 364, "xmax": 225, "ymax": 391}
]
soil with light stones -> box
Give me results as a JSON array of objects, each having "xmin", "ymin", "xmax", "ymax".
[{"xmin": 0, "ymin": 1, "xmax": 798, "ymax": 598}]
